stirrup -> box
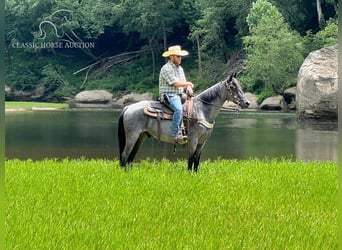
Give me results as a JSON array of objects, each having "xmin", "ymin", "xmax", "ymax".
[{"xmin": 174, "ymin": 131, "xmax": 188, "ymax": 145}]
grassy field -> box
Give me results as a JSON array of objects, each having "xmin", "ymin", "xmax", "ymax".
[
  {"xmin": 5, "ymin": 101, "xmax": 69, "ymax": 110},
  {"xmin": 6, "ymin": 158, "xmax": 337, "ymax": 249}
]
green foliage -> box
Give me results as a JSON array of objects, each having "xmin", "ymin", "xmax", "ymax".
[
  {"xmin": 5, "ymin": 52, "xmax": 42, "ymax": 91},
  {"xmin": 246, "ymin": 0, "xmax": 282, "ymax": 32},
  {"xmin": 5, "ymin": 50, "xmax": 82, "ymax": 99},
  {"xmin": 83, "ymin": 56, "xmax": 159, "ymax": 97},
  {"xmin": 256, "ymin": 89, "xmax": 275, "ymax": 104},
  {"xmin": 41, "ymin": 64, "xmax": 75, "ymax": 99},
  {"xmin": 243, "ymin": 0, "xmax": 304, "ymax": 94},
  {"xmin": 314, "ymin": 18, "xmax": 338, "ymax": 47},
  {"xmin": 188, "ymin": 0, "xmax": 253, "ymax": 58},
  {"xmin": 301, "ymin": 18, "xmax": 337, "ymax": 57},
  {"xmin": 116, "ymin": 0, "xmax": 178, "ymax": 38},
  {"xmin": 187, "ymin": 55, "xmax": 228, "ymax": 91},
  {"xmin": 4, "ymin": 0, "xmax": 338, "ymax": 101},
  {"xmin": 6, "ymin": 158, "xmax": 337, "ymax": 249}
]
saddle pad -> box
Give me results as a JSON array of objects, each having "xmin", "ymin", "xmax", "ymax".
[{"xmin": 144, "ymin": 101, "xmax": 173, "ymax": 120}]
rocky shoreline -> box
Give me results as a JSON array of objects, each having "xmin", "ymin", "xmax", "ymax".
[
  {"xmin": 5, "ymin": 90, "xmax": 293, "ymax": 113},
  {"xmin": 6, "ymin": 45, "xmax": 337, "ymax": 119}
]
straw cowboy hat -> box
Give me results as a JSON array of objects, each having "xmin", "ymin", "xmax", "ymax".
[{"xmin": 162, "ymin": 45, "xmax": 189, "ymax": 57}]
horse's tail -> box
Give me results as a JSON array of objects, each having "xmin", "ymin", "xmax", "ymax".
[{"xmin": 118, "ymin": 108, "xmax": 126, "ymax": 166}]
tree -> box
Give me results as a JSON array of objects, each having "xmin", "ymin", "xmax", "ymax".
[
  {"xmin": 243, "ymin": 0, "xmax": 304, "ymax": 94},
  {"xmin": 116, "ymin": 0, "xmax": 181, "ymax": 79},
  {"xmin": 182, "ymin": 0, "xmax": 204, "ymax": 74},
  {"xmin": 314, "ymin": 18, "xmax": 338, "ymax": 47},
  {"xmin": 187, "ymin": 0, "xmax": 240, "ymax": 60},
  {"xmin": 6, "ymin": 0, "xmax": 121, "ymax": 59},
  {"xmin": 271, "ymin": 0, "xmax": 338, "ymax": 33}
]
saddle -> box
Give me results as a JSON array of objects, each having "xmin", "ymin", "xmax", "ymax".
[
  {"xmin": 144, "ymin": 100, "xmax": 193, "ymax": 120},
  {"xmin": 143, "ymin": 101, "xmax": 174, "ymax": 120},
  {"xmin": 143, "ymin": 100, "xmax": 194, "ymax": 142}
]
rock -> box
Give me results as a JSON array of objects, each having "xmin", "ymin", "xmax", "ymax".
[
  {"xmin": 223, "ymin": 101, "xmax": 239, "ymax": 110},
  {"xmin": 245, "ymin": 92, "xmax": 259, "ymax": 109},
  {"xmin": 288, "ymin": 102, "xmax": 296, "ymax": 111},
  {"xmin": 296, "ymin": 45, "xmax": 338, "ymax": 120},
  {"xmin": 283, "ymin": 87, "xmax": 296, "ymax": 102},
  {"xmin": 75, "ymin": 90, "xmax": 113, "ymax": 103},
  {"xmin": 222, "ymin": 92, "xmax": 258, "ymax": 110},
  {"xmin": 283, "ymin": 87, "xmax": 297, "ymax": 110},
  {"xmin": 260, "ymin": 95, "xmax": 287, "ymax": 111},
  {"xmin": 5, "ymin": 85, "xmax": 12, "ymax": 101},
  {"xmin": 74, "ymin": 89, "xmax": 113, "ymax": 108},
  {"xmin": 114, "ymin": 92, "xmax": 153, "ymax": 106},
  {"xmin": 9, "ymin": 84, "xmax": 46, "ymax": 101}
]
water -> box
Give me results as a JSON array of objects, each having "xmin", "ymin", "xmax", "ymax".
[{"xmin": 5, "ymin": 110, "xmax": 338, "ymax": 161}]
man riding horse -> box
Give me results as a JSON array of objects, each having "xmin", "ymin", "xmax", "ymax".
[
  {"xmin": 159, "ymin": 45, "xmax": 194, "ymax": 144},
  {"xmin": 118, "ymin": 45, "xmax": 250, "ymax": 171}
]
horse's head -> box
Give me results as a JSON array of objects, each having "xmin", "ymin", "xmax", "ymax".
[{"xmin": 225, "ymin": 73, "xmax": 250, "ymax": 108}]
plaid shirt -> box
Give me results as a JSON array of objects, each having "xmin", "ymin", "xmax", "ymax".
[{"xmin": 159, "ymin": 60, "xmax": 186, "ymax": 95}]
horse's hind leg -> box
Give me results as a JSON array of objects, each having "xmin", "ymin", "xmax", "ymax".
[
  {"xmin": 120, "ymin": 132, "xmax": 146, "ymax": 167},
  {"xmin": 127, "ymin": 133, "xmax": 147, "ymax": 164}
]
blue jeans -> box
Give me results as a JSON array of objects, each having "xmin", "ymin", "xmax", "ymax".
[{"xmin": 167, "ymin": 95, "xmax": 182, "ymax": 137}]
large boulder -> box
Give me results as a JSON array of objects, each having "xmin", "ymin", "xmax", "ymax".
[
  {"xmin": 222, "ymin": 92, "xmax": 258, "ymax": 110},
  {"xmin": 73, "ymin": 89, "xmax": 113, "ymax": 108},
  {"xmin": 296, "ymin": 45, "xmax": 338, "ymax": 120},
  {"xmin": 245, "ymin": 92, "xmax": 259, "ymax": 110},
  {"xmin": 114, "ymin": 92, "xmax": 153, "ymax": 106},
  {"xmin": 260, "ymin": 95, "xmax": 287, "ymax": 111}
]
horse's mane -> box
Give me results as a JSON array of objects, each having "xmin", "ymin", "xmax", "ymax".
[{"xmin": 195, "ymin": 80, "xmax": 226, "ymax": 103}]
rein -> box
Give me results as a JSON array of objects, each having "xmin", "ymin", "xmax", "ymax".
[
  {"xmin": 196, "ymin": 97, "xmax": 221, "ymax": 107},
  {"xmin": 196, "ymin": 90, "xmax": 241, "ymax": 111},
  {"xmin": 184, "ymin": 78, "xmax": 241, "ymax": 129},
  {"xmin": 197, "ymin": 97, "xmax": 240, "ymax": 112}
]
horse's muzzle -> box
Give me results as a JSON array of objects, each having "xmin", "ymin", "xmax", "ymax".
[{"xmin": 240, "ymin": 99, "xmax": 250, "ymax": 108}]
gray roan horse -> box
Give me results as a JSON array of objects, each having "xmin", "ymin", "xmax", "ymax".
[{"xmin": 118, "ymin": 73, "xmax": 250, "ymax": 172}]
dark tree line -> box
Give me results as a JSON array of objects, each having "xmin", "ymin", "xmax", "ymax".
[{"xmin": 5, "ymin": 0, "xmax": 338, "ymax": 101}]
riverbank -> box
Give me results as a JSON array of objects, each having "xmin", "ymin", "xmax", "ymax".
[
  {"xmin": 6, "ymin": 158, "xmax": 337, "ymax": 249},
  {"xmin": 5, "ymin": 101, "xmax": 69, "ymax": 112}
]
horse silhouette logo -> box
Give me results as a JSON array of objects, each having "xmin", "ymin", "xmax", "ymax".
[{"xmin": 34, "ymin": 9, "xmax": 73, "ymax": 40}]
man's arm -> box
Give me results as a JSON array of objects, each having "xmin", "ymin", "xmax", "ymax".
[{"xmin": 173, "ymin": 81, "xmax": 194, "ymax": 88}]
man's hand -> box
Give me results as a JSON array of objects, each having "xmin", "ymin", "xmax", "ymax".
[
  {"xmin": 187, "ymin": 82, "xmax": 194, "ymax": 88},
  {"xmin": 186, "ymin": 85, "xmax": 194, "ymax": 97}
]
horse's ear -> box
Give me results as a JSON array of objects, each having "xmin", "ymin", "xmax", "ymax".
[
  {"xmin": 228, "ymin": 73, "xmax": 233, "ymax": 81},
  {"xmin": 228, "ymin": 72, "xmax": 237, "ymax": 81}
]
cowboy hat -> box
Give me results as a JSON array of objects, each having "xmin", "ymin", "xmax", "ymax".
[{"xmin": 162, "ymin": 45, "xmax": 189, "ymax": 57}]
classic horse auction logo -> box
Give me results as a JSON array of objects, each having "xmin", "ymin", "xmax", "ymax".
[
  {"xmin": 34, "ymin": 9, "xmax": 72, "ymax": 40},
  {"xmin": 12, "ymin": 9, "xmax": 94, "ymax": 49}
]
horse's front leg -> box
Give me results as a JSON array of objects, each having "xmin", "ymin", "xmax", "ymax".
[
  {"xmin": 187, "ymin": 139, "xmax": 196, "ymax": 171},
  {"xmin": 187, "ymin": 147, "xmax": 203, "ymax": 172},
  {"xmin": 187, "ymin": 139, "xmax": 204, "ymax": 172},
  {"xmin": 187, "ymin": 155, "xmax": 194, "ymax": 171},
  {"xmin": 193, "ymin": 144, "xmax": 205, "ymax": 172}
]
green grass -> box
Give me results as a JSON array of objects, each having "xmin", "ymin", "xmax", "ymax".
[
  {"xmin": 6, "ymin": 158, "xmax": 337, "ymax": 249},
  {"xmin": 5, "ymin": 101, "xmax": 69, "ymax": 110}
]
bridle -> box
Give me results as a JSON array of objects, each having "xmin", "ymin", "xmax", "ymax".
[
  {"xmin": 226, "ymin": 78, "xmax": 246, "ymax": 107},
  {"xmin": 197, "ymin": 79, "xmax": 242, "ymax": 110}
]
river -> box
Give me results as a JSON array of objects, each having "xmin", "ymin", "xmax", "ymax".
[{"xmin": 5, "ymin": 110, "xmax": 338, "ymax": 161}]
